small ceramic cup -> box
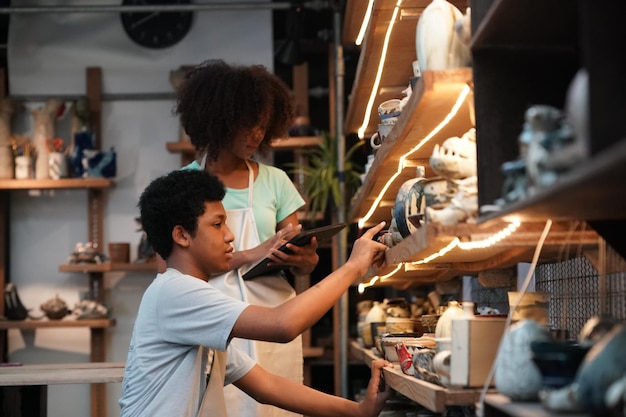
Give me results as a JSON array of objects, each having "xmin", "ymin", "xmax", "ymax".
[{"xmin": 378, "ymin": 99, "xmax": 402, "ymax": 123}]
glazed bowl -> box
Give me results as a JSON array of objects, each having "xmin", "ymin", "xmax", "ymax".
[
  {"xmin": 530, "ymin": 340, "xmax": 590, "ymax": 388},
  {"xmin": 378, "ymin": 334, "xmax": 436, "ymax": 362}
]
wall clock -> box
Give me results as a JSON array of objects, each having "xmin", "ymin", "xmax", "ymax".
[{"xmin": 121, "ymin": 0, "xmax": 194, "ymax": 49}]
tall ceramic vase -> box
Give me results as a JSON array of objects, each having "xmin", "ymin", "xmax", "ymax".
[
  {"xmin": 31, "ymin": 100, "xmax": 62, "ymax": 180},
  {"xmin": 415, "ymin": 0, "xmax": 471, "ymax": 73}
]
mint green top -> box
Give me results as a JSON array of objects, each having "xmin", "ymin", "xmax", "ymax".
[{"xmin": 183, "ymin": 161, "xmax": 304, "ymax": 242}]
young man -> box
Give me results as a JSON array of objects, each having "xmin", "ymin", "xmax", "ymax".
[{"xmin": 119, "ymin": 169, "xmax": 391, "ymax": 417}]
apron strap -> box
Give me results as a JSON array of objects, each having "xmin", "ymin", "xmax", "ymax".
[{"xmin": 244, "ymin": 159, "xmax": 254, "ymax": 207}]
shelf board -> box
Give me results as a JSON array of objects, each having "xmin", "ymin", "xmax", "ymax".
[
  {"xmin": 471, "ymin": 0, "xmax": 578, "ymax": 51},
  {"xmin": 359, "ymin": 221, "xmax": 599, "ymax": 288},
  {"xmin": 343, "ymin": 0, "xmax": 468, "ymax": 137},
  {"xmin": 166, "ymin": 141, "xmax": 195, "ymax": 156},
  {"xmin": 479, "ymin": 138, "xmax": 626, "ymax": 224},
  {"xmin": 303, "ymin": 346, "xmax": 324, "ymax": 358},
  {"xmin": 349, "ymin": 68, "xmax": 474, "ymax": 226},
  {"xmin": 483, "ymin": 393, "xmax": 591, "ymax": 417},
  {"xmin": 166, "ymin": 136, "xmax": 323, "ymax": 157},
  {"xmin": 350, "ymin": 340, "xmax": 487, "ymax": 413},
  {"xmin": 59, "ymin": 262, "xmax": 156, "ymax": 273},
  {"xmin": 0, "ymin": 318, "xmax": 116, "ymax": 330},
  {"xmin": 0, "ymin": 178, "xmax": 113, "ymax": 190}
]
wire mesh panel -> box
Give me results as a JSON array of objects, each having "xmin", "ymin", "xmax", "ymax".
[
  {"xmin": 468, "ymin": 235, "xmax": 626, "ymax": 339},
  {"xmin": 535, "ymin": 243, "xmax": 626, "ymax": 338}
]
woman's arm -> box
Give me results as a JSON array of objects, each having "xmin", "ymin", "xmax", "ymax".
[{"xmin": 234, "ymin": 359, "xmax": 393, "ymax": 417}]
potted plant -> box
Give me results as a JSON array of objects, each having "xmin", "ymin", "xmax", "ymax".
[{"xmin": 286, "ymin": 132, "xmax": 363, "ymax": 221}]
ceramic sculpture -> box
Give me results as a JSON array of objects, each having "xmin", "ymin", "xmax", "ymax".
[
  {"xmin": 520, "ymin": 105, "xmax": 577, "ymax": 195},
  {"xmin": 415, "ymin": 0, "xmax": 471, "ymax": 72},
  {"xmin": 31, "ymin": 99, "xmax": 62, "ymax": 180},
  {"xmin": 426, "ymin": 128, "xmax": 478, "ymax": 225}
]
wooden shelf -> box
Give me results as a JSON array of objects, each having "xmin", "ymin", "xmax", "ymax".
[
  {"xmin": 0, "ymin": 318, "xmax": 116, "ymax": 330},
  {"xmin": 359, "ymin": 221, "xmax": 599, "ymax": 287},
  {"xmin": 482, "ymin": 394, "xmax": 591, "ymax": 417},
  {"xmin": 470, "ymin": 0, "xmax": 626, "ymax": 258},
  {"xmin": 0, "ymin": 178, "xmax": 113, "ymax": 190},
  {"xmin": 166, "ymin": 136, "xmax": 323, "ymax": 157},
  {"xmin": 349, "ymin": 68, "xmax": 474, "ymax": 226},
  {"xmin": 479, "ymin": 138, "xmax": 626, "ymax": 224},
  {"xmin": 59, "ymin": 262, "xmax": 156, "ymax": 273},
  {"xmin": 350, "ymin": 340, "xmax": 487, "ymax": 413},
  {"xmin": 343, "ymin": 0, "xmax": 468, "ymax": 137}
]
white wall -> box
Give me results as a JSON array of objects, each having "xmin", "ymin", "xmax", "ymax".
[{"xmin": 6, "ymin": 1, "xmax": 273, "ymax": 416}]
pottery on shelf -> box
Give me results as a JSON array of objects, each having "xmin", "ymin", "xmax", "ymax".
[
  {"xmin": 415, "ymin": 0, "xmax": 471, "ymax": 73},
  {"xmin": 434, "ymin": 300, "xmax": 464, "ymax": 339},
  {"xmin": 494, "ymin": 319, "xmax": 552, "ymax": 401},
  {"xmin": 40, "ymin": 294, "xmax": 70, "ymax": 320}
]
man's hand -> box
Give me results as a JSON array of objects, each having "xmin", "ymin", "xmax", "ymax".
[
  {"xmin": 346, "ymin": 222, "xmax": 387, "ymax": 277},
  {"xmin": 358, "ymin": 359, "xmax": 394, "ymax": 417}
]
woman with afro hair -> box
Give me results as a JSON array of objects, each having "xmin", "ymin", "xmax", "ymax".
[{"xmin": 173, "ymin": 60, "xmax": 319, "ymax": 417}]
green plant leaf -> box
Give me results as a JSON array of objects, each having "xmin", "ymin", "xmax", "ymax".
[{"xmin": 284, "ymin": 132, "xmax": 364, "ymax": 220}]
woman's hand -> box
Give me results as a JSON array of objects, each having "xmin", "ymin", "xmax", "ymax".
[{"xmin": 268, "ymin": 236, "xmax": 319, "ymax": 276}]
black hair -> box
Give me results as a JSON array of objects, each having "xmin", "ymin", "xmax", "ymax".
[
  {"xmin": 174, "ymin": 59, "xmax": 294, "ymax": 162},
  {"xmin": 138, "ymin": 169, "xmax": 226, "ymax": 259}
]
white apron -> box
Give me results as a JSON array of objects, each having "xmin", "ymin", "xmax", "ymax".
[
  {"xmin": 208, "ymin": 159, "xmax": 303, "ymax": 417},
  {"xmin": 199, "ymin": 350, "xmax": 229, "ymax": 417}
]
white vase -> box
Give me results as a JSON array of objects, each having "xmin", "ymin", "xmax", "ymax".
[{"xmin": 415, "ymin": 0, "xmax": 471, "ymax": 72}]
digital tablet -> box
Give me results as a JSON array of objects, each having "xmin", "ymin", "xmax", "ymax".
[{"xmin": 241, "ymin": 223, "xmax": 347, "ymax": 280}]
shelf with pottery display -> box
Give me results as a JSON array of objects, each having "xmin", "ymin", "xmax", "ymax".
[
  {"xmin": 342, "ymin": 0, "xmax": 468, "ymax": 137},
  {"xmin": 359, "ymin": 221, "xmax": 599, "ymax": 287},
  {"xmin": 470, "ymin": 0, "xmax": 626, "ymax": 257},
  {"xmin": 349, "ymin": 68, "xmax": 473, "ymax": 226},
  {"xmin": 350, "ymin": 340, "xmax": 486, "ymax": 413},
  {"xmin": 0, "ymin": 67, "xmax": 113, "ymax": 417},
  {"xmin": 482, "ymin": 394, "xmax": 591, "ymax": 417}
]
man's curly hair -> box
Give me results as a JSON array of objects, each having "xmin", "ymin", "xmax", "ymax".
[{"xmin": 174, "ymin": 59, "xmax": 295, "ymax": 162}]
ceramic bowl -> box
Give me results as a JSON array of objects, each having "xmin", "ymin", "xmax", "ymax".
[
  {"xmin": 385, "ymin": 317, "xmax": 418, "ymax": 334},
  {"xmin": 530, "ymin": 340, "xmax": 590, "ymax": 388},
  {"xmin": 378, "ymin": 335, "xmax": 436, "ymax": 362}
]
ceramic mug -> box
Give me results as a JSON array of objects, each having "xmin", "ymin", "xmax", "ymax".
[{"xmin": 370, "ymin": 124, "xmax": 395, "ymax": 150}]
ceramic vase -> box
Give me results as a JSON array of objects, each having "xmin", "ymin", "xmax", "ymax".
[
  {"xmin": 69, "ymin": 130, "xmax": 94, "ymax": 178},
  {"xmin": 494, "ymin": 319, "xmax": 552, "ymax": 401},
  {"xmin": 415, "ymin": 0, "xmax": 471, "ymax": 72}
]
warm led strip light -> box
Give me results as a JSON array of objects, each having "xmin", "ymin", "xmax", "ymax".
[
  {"xmin": 357, "ymin": 0, "xmax": 403, "ymax": 139},
  {"xmin": 357, "ymin": 219, "xmax": 521, "ymax": 293},
  {"xmin": 357, "ymin": 263, "xmax": 403, "ymax": 294},
  {"xmin": 355, "ymin": 0, "xmax": 375, "ymax": 45},
  {"xmin": 357, "ymin": 85, "xmax": 472, "ymax": 229}
]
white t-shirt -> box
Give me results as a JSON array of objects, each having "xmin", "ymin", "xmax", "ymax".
[{"xmin": 119, "ymin": 268, "xmax": 256, "ymax": 417}]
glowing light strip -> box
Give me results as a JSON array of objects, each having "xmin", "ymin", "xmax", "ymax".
[
  {"xmin": 357, "ymin": 220, "xmax": 521, "ymax": 293},
  {"xmin": 358, "ymin": 263, "xmax": 403, "ymax": 293},
  {"xmin": 357, "ymin": 0, "xmax": 402, "ymax": 139},
  {"xmin": 355, "ymin": 0, "xmax": 375, "ymax": 46},
  {"xmin": 357, "ymin": 85, "xmax": 472, "ymax": 229},
  {"xmin": 457, "ymin": 219, "xmax": 521, "ymax": 250},
  {"xmin": 411, "ymin": 238, "xmax": 460, "ymax": 265}
]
